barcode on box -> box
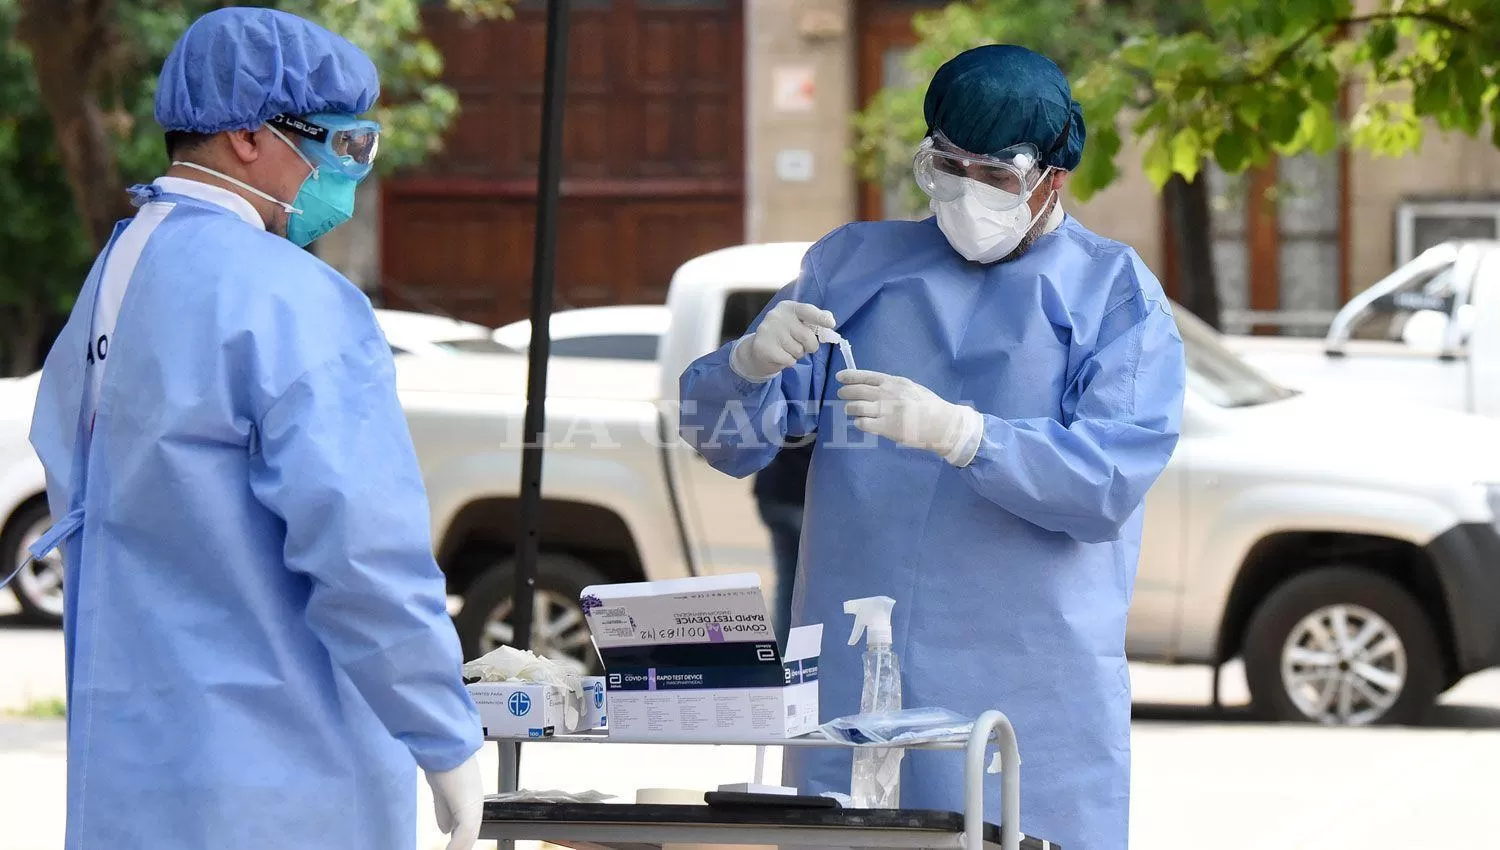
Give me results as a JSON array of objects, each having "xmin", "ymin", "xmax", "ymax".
[{"xmin": 786, "ymin": 705, "xmax": 796, "ymax": 718}]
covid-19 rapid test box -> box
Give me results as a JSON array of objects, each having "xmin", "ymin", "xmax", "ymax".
[{"xmin": 580, "ymin": 573, "xmax": 822, "ymax": 743}]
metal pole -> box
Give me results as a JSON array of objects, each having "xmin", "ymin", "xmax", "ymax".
[
  {"xmin": 503, "ymin": 0, "xmax": 571, "ymax": 833},
  {"xmin": 965, "ymin": 711, "xmax": 1021, "ymax": 850}
]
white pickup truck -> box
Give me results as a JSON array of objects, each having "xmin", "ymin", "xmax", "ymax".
[
  {"xmin": 400, "ymin": 242, "xmax": 1500, "ymax": 726},
  {"xmin": 1227, "ymin": 240, "xmax": 1500, "ymax": 415}
]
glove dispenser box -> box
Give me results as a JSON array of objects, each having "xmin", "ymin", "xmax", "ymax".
[{"xmin": 470, "ymin": 677, "xmax": 606, "ymax": 739}]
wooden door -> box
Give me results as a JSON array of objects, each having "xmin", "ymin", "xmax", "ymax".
[
  {"xmin": 383, "ymin": 0, "xmax": 745, "ymax": 327},
  {"xmin": 855, "ymin": 0, "xmax": 945, "ymax": 221}
]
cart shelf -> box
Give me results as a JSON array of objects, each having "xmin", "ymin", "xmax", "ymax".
[
  {"xmin": 482, "ymin": 709, "xmax": 1058, "ymax": 850},
  {"xmin": 480, "ymin": 802, "xmax": 1056, "ymax": 850}
]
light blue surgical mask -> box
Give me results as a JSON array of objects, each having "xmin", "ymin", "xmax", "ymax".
[
  {"xmin": 172, "ymin": 121, "xmax": 364, "ymax": 247},
  {"xmin": 265, "ymin": 123, "xmax": 359, "ymax": 247}
]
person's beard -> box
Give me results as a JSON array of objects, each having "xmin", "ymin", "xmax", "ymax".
[{"xmin": 999, "ymin": 189, "xmax": 1059, "ymax": 263}]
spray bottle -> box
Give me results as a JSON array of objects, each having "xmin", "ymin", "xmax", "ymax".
[{"xmin": 845, "ymin": 596, "xmax": 902, "ymax": 808}]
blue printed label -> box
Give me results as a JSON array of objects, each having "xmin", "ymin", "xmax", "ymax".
[
  {"xmin": 784, "ymin": 658, "xmax": 820, "ymax": 684},
  {"xmin": 606, "ymin": 665, "xmax": 792, "ymax": 691},
  {"xmin": 508, "ymin": 692, "xmax": 533, "ymax": 717},
  {"xmin": 599, "ymin": 642, "xmax": 782, "ymax": 669}
]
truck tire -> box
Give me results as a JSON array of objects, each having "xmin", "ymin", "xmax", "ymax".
[
  {"xmin": 1242, "ymin": 566, "xmax": 1444, "ymax": 726},
  {"xmin": 453, "ymin": 552, "xmax": 607, "ymax": 673}
]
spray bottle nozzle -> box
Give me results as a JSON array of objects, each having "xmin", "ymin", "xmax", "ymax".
[{"xmin": 845, "ymin": 596, "xmax": 896, "ymax": 647}]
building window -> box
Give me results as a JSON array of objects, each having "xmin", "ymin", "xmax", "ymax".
[
  {"xmin": 1276, "ymin": 151, "xmax": 1343, "ymax": 337},
  {"xmin": 1209, "ymin": 151, "xmax": 1345, "ymax": 337},
  {"xmin": 1396, "ymin": 200, "xmax": 1500, "ymax": 265},
  {"xmin": 1207, "ymin": 162, "xmax": 1250, "ymax": 326}
]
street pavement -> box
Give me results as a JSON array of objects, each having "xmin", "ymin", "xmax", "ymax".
[{"xmin": 3, "ymin": 594, "xmax": 1497, "ymax": 850}]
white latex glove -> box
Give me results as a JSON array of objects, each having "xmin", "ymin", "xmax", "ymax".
[
  {"xmin": 836, "ymin": 369, "xmax": 984, "ymax": 467},
  {"xmin": 426, "ymin": 753, "xmax": 484, "ymax": 850},
  {"xmin": 730, "ymin": 301, "xmax": 838, "ymax": 382}
]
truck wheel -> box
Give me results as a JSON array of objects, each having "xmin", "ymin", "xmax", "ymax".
[
  {"xmin": 1, "ymin": 501, "xmax": 65, "ymax": 625},
  {"xmin": 1242, "ymin": 566, "xmax": 1444, "ymax": 726},
  {"xmin": 452, "ymin": 552, "xmax": 607, "ymax": 674}
]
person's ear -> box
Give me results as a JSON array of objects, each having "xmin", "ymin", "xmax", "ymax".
[
  {"xmin": 1051, "ymin": 170, "xmax": 1070, "ymax": 193},
  {"xmin": 224, "ymin": 129, "xmax": 261, "ymax": 166}
]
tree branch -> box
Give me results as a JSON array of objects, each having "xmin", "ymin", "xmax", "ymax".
[{"xmin": 1241, "ymin": 10, "xmax": 1471, "ymax": 85}]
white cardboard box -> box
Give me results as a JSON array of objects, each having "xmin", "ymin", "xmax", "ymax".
[
  {"xmin": 581, "ymin": 676, "xmax": 608, "ymax": 730},
  {"xmin": 470, "ymin": 676, "xmax": 606, "ymax": 739},
  {"xmin": 581, "ymin": 574, "xmax": 822, "ymax": 743}
]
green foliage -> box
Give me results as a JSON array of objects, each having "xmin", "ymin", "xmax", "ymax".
[
  {"xmin": 0, "ymin": 0, "xmax": 95, "ymax": 371},
  {"xmin": 1071, "ymin": 0, "xmax": 1500, "ymax": 198},
  {"xmin": 850, "ymin": 0, "xmax": 1135, "ymax": 216},
  {"xmin": 6, "ymin": 697, "xmax": 67, "ymax": 719},
  {"xmin": 0, "ymin": 0, "xmax": 509, "ymax": 374},
  {"xmin": 109, "ymin": 0, "xmax": 513, "ymax": 179},
  {"xmin": 282, "ymin": 0, "xmax": 513, "ymax": 172},
  {"xmin": 855, "ymin": 0, "xmax": 1500, "ymax": 205}
]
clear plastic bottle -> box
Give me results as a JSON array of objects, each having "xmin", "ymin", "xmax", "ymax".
[
  {"xmin": 813, "ymin": 326, "xmax": 857, "ymax": 371},
  {"xmin": 845, "ymin": 596, "xmax": 902, "ymax": 808}
]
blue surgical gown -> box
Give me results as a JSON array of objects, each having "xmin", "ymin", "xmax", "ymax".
[
  {"xmin": 29, "ymin": 185, "xmax": 482, "ymax": 850},
  {"xmin": 679, "ymin": 216, "xmax": 1185, "ymax": 850}
]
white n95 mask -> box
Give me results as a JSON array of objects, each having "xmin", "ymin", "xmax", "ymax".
[{"xmin": 933, "ymin": 178, "xmax": 1053, "ymax": 264}]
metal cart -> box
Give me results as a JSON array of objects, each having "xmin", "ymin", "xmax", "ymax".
[{"xmin": 483, "ymin": 709, "xmax": 1059, "ymax": 850}]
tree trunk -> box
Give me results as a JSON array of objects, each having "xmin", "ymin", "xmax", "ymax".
[
  {"xmin": 1163, "ymin": 171, "xmax": 1222, "ymax": 329},
  {"xmin": 13, "ymin": 303, "xmax": 45, "ymax": 377},
  {"xmin": 17, "ymin": 0, "xmax": 130, "ymax": 252},
  {"xmin": 0, "ymin": 302, "xmax": 45, "ymax": 377}
]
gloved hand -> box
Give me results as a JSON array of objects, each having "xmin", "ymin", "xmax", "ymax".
[
  {"xmin": 426, "ymin": 753, "xmax": 484, "ymax": 850},
  {"xmin": 730, "ymin": 301, "xmax": 838, "ymax": 382},
  {"xmin": 836, "ymin": 369, "xmax": 984, "ymax": 467}
]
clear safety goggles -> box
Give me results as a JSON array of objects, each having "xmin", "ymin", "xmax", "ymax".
[
  {"xmin": 267, "ymin": 112, "xmax": 381, "ymax": 180},
  {"xmin": 912, "ymin": 132, "xmax": 1046, "ymax": 211}
]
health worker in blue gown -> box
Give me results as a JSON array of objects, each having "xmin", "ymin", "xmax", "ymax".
[
  {"xmin": 679, "ymin": 45, "xmax": 1186, "ymax": 850},
  {"xmin": 20, "ymin": 8, "xmax": 484, "ymax": 850}
]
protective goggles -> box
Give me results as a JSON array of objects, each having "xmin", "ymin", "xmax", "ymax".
[
  {"xmin": 267, "ymin": 112, "xmax": 381, "ymax": 180},
  {"xmin": 913, "ymin": 132, "xmax": 1047, "ymax": 211}
]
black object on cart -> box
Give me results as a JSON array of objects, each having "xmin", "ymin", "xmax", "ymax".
[{"xmin": 482, "ymin": 802, "xmax": 1058, "ymax": 850}]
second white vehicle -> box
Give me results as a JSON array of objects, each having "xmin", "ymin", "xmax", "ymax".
[
  {"xmin": 1226, "ymin": 240, "xmax": 1500, "ymax": 416},
  {"xmin": 492, "ymin": 304, "xmax": 670, "ymax": 362}
]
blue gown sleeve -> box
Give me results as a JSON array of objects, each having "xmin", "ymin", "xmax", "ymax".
[
  {"xmin": 678, "ymin": 246, "xmax": 834, "ymax": 479},
  {"xmin": 249, "ymin": 334, "xmax": 482, "ymax": 773},
  {"xmin": 961, "ymin": 279, "xmax": 1186, "ymax": 544}
]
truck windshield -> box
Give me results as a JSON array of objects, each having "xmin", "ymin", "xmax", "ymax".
[
  {"xmin": 1178, "ymin": 307, "xmax": 1297, "ymax": 408},
  {"xmin": 1346, "ymin": 263, "xmax": 1460, "ymax": 342}
]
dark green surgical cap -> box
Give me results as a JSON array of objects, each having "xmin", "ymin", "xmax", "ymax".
[{"xmin": 923, "ymin": 45, "xmax": 1086, "ymax": 171}]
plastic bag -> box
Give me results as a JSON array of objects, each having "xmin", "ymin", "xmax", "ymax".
[
  {"xmin": 820, "ymin": 707, "xmax": 972, "ymax": 746},
  {"xmin": 487, "ymin": 789, "xmax": 615, "ymax": 804},
  {"xmin": 463, "ymin": 645, "xmax": 583, "ymax": 698}
]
